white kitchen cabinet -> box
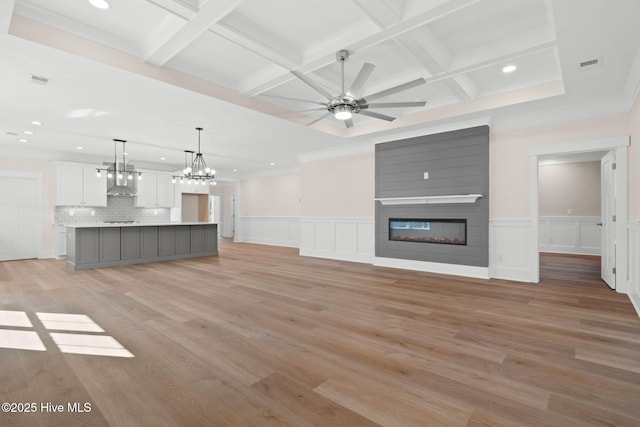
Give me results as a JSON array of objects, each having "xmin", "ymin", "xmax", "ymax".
[
  {"xmin": 137, "ymin": 172, "xmax": 175, "ymax": 208},
  {"xmin": 55, "ymin": 163, "xmax": 107, "ymax": 206}
]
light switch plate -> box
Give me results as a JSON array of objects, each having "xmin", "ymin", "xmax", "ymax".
[{"xmin": 423, "ymin": 172, "xmax": 429, "ymax": 180}]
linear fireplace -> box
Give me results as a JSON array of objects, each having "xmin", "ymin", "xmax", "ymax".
[{"xmin": 389, "ymin": 218, "xmax": 467, "ymax": 245}]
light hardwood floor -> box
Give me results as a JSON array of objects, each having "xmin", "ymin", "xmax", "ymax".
[{"xmin": 1, "ymin": 242, "xmax": 639, "ymax": 426}]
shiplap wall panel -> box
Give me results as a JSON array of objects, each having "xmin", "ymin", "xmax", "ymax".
[{"xmin": 375, "ymin": 126, "xmax": 490, "ymax": 267}]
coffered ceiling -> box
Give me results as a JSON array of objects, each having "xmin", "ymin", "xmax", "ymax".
[{"xmin": 1, "ymin": 0, "xmax": 639, "ymax": 177}]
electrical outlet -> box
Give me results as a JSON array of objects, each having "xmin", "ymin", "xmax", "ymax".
[
  {"xmin": 423, "ymin": 172, "xmax": 429, "ymax": 180},
  {"xmin": 567, "ymin": 208, "xmax": 573, "ymax": 215},
  {"xmin": 91, "ymin": 210, "xmax": 95, "ymax": 216}
]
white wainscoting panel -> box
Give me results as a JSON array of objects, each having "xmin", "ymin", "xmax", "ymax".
[
  {"xmin": 489, "ymin": 219, "xmax": 536, "ymax": 282},
  {"xmin": 236, "ymin": 217, "xmax": 300, "ymax": 248},
  {"xmin": 538, "ymin": 216, "xmax": 601, "ymax": 255},
  {"xmin": 299, "ymin": 218, "xmax": 375, "ymax": 264},
  {"xmin": 628, "ymin": 222, "xmax": 640, "ymax": 317}
]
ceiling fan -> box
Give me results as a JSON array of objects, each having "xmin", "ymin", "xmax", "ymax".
[{"xmin": 268, "ymin": 50, "xmax": 427, "ymax": 128}]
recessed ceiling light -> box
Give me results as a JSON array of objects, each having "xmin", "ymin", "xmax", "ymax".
[
  {"xmin": 160, "ymin": 157, "xmax": 166, "ymax": 160},
  {"xmin": 19, "ymin": 139, "xmax": 28, "ymax": 143},
  {"xmin": 123, "ymin": 152, "xmax": 128, "ymax": 156},
  {"xmin": 24, "ymin": 130, "xmax": 34, "ymax": 135},
  {"xmin": 30, "ymin": 121, "xmax": 42, "ymax": 126},
  {"xmin": 233, "ymin": 169, "xmax": 238, "ymax": 172},
  {"xmin": 89, "ymin": 0, "xmax": 110, "ymax": 9},
  {"xmin": 76, "ymin": 146, "xmax": 84, "ymax": 150},
  {"xmin": 270, "ymin": 162, "xmax": 276, "ymax": 166},
  {"xmin": 502, "ymin": 65, "xmax": 517, "ymax": 73}
]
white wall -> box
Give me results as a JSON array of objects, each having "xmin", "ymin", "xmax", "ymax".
[
  {"xmin": 488, "ymin": 114, "xmax": 630, "ymax": 281},
  {"xmin": 300, "ymin": 151, "xmax": 374, "ymax": 218},
  {"xmin": 630, "ymin": 94, "xmax": 640, "ymax": 222},
  {"xmin": 0, "ymin": 157, "xmax": 55, "ymax": 257},
  {"xmin": 539, "ymin": 162, "xmax": 600, "ymax": 217},
  {"xmin": 236, "ymin": 173, "xmax": 301, "ymax": 246}
]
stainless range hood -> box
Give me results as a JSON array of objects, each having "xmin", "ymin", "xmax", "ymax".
[
  {"xmin": 103, "ymin": 139, "xmax": 140, "ymax": 197},
  {"xmin": 106, "ymin": 162, "xmax": 138, "ymax": 196}
]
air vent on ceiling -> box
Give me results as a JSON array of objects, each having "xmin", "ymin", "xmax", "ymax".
[
  {"xmin": 579, "ymin": 57, "xmax": 602, "ymax": 71},
  {"xmin": 29, "ymin": 74, "xmax": 50, "ymax": 85}
]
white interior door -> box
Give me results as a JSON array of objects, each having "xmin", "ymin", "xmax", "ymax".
[
  {"xmin": 0, "ymin": 175, "xmax": 40, "ymax": 261},
  {"xmin": 600, "ymin": 151, "xmax": 616, "ymax": 289}
]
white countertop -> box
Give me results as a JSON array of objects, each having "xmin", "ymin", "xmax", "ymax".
[{"xmin": 63, "ymin": 222, "xmax": 218, "ymax": 228}]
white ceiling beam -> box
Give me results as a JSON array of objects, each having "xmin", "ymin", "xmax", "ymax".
[
  {"xmin": 354, "ymin": 0, "xmax": 478, "ymax": 101},
  {"xmin": 239, "ymin": 0, "xmax": 481, "ymax": 97},
  {"xmin": 351, "ymin": 0, "xmax": 404, "ymax": 28},
  {"xmin": 145, "ymin": 0, "xmax": 197, "ymax": 19},
  {"xmin": 0, "ymin": 0, "xmax": 15, "ymax": 34},
  {"xmin": 144, "ymin": 0, "xmax": 243, "ymax": 66}
]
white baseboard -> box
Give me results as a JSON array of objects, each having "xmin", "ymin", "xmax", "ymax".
[{"xmin": 374, "ymin": 256, "xmax": 489, "ymax": 279}]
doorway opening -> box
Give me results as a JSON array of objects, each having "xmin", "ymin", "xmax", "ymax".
[
  {"xmin": 181, "ymin": 193, "xmax": 209, "ymax": 222},
  {"xmin": 537, "ymin": 151, "xmax": 606, "ymax": 287},
  {"xmin": 528, "ymin": 136, "xmax": 629, "ymax": 293}
]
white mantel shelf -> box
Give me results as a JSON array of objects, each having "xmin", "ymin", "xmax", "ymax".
[{"xmin": 375, "ymin": 194, "xmax": 483, "ymax": 205}]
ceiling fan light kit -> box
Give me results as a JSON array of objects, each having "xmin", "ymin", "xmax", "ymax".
[{"xmin": 274, "ymin": 50, "xmax": 427, "ymax": 128}]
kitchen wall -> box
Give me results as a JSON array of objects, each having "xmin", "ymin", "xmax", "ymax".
[
  {"xmin": 55, "ymin": 196, "xmax": 171, "ymax": 224},
  {"xmin": 538, "ymin": 161, "xmax": 600, "ymax": 216}
]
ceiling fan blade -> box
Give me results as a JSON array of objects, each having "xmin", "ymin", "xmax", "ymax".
[
  {"xmin": 344, "ymin": 118, "xmax": 354, "ymax": 128},
  {"xmin": 362, "ymin": 77, "xmax": 426, "ymax": 102},
  {"xmin": 291, "ymin": 70, "xmax": 334, "ymax": 101},
  {"xmin": 358, "ymin": 110, "xmax": 396, "ymax": 122},
  {"xmin": 347, "ymin": 63, "xmax": 375, "ymax": 97},
  {"xmin": 307, "ymin": 112, "xmax": 332, "ymax": 126},
  {"xmin": 365, "ymin": 101, "xmax": 426, "ymax": 109},
  {"xmin": 274, "ymin": 107, "xmax": 328, "ymax": 116},
  {"xmin": 261, "ymin": 93, "xmax": 327, "ymax": 106}
]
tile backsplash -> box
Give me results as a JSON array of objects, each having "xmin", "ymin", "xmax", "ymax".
[{"xmin": 55, "ymin": 196, "xmax": 171, "ymax": 224}]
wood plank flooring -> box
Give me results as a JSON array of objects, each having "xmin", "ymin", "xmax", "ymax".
[{"xmin": 1, "ymin": 243, "xmax": 639, "ymax": 426}]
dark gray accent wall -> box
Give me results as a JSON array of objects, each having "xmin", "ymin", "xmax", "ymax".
[{"xmin": 375, "ymin": 126, "xmax": 489, "ymax": 267}]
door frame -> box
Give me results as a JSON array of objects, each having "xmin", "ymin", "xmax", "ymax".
[
  {"xmin": 0, "ymin": 171, "xmax": 43, "ymax": 260},
  {"xmin": 528, "ymin": 136, "xmax": 629, "ymax": 292}
]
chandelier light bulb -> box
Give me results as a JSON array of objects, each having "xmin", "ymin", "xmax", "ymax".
[
  {"xmin": 96, "ymin": 170, "xmax": 101, "ymax": 178},
  {"xmin": 179, "ymin": 178, "xmax": 184, "ymax": 184},
  {"xmin": 127, "ymin": 173, "xmax": 133, "ymax": 180},
  {"xmin": 205, "ymin": 167, "xmax": 211, "ymax": 173},
  {"xmin": 172, "ymin": 178, "xmax": 177, "ymax": 184},
  {"xmin": 107, "ymin": 172, "xmax": 113, "ymax": 179},
  {"xmin": 211, "ymin": 169, "xmax": 216, "ymax": 175},
  {"xmin": 138, "ymin": 174, "xmax": 142, "ymax": 180},
  {"xmin": 117, "ymin": 172, "xmax": 123, "ymax": 179},
  {"xmin": 201, "ymin": 181, "xmax": 206, "ymax": 186}
]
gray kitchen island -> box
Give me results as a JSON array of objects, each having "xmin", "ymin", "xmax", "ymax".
[{"xmin": 65, "ymin": 222, "xmax": 218, "ymax": 270}]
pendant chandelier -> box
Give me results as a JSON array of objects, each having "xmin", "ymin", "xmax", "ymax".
[
  {"xmin": 172, "ymin": 127, "xmax": 216, "ymax": 185},
  {"xmin": 96, "ymin": 139, "xmax": 142, "ymax": 181}
]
